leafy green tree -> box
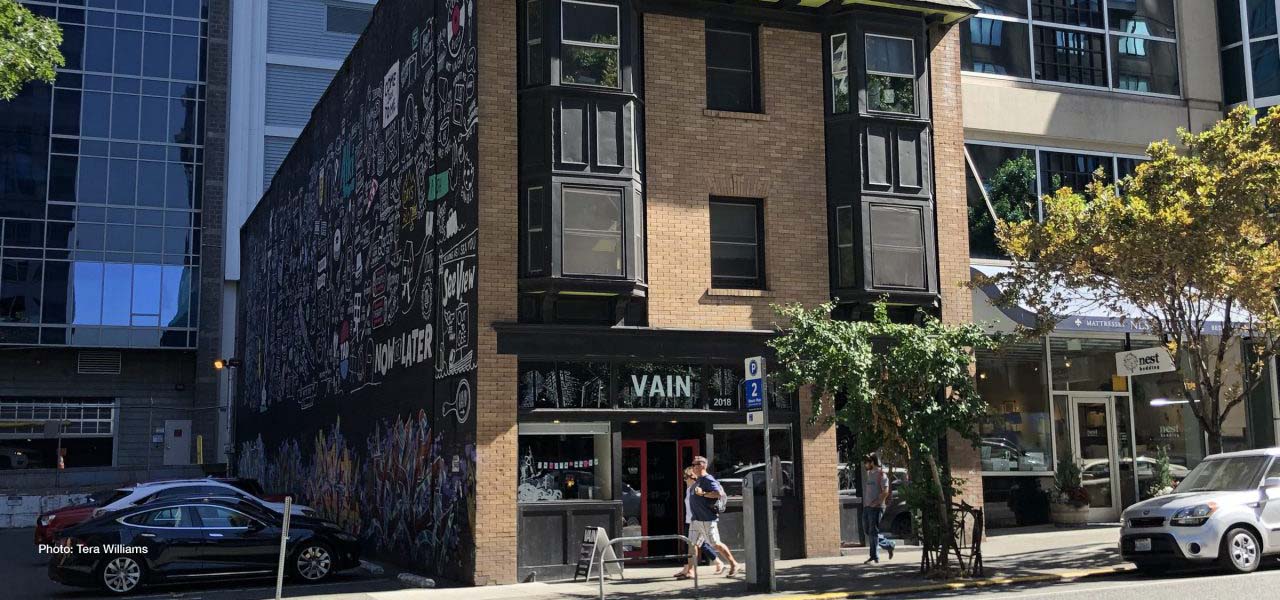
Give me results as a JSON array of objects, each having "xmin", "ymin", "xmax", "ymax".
[
  {"xmin": 988, "ymin": 105, "xmax": 1280, "ymax": 454},
  {"xmin": 969, "ymin": 154, "xmax": 1038, "ymax": 258},
  {"xmin": 0, "ymin": 0, "xmax": 64, "ymax": 101},
  {"xmin": 769, "ymin": 301, "xmax": 994, "ymax": 577}
]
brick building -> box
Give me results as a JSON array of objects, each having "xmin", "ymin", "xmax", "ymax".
[{"xmin": 234, "ymin": 0, "xmax": 983, "ymax": 585}]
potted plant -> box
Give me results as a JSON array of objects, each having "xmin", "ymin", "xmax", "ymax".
[
  {"xmin": 1049, "ymin": 456, "xmax": 1090, "ymax": 527},
  {"xmin": 1145, "ymin": 445, "xmax": 1175, "ymax": 499}
]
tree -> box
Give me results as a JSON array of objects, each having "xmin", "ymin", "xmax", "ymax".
[
  {"xmin": 988, "ymin": 105, "xmax": 1280, "ymax": 454},
  {"xmin": 769, "ymin": 301, "xmax": 994, "ymax": 577},
  {"xmin": 968, "ymin": 154, "xmax": 1038, "ymax": 258},
  {"xmin": 0, "ymin": 0, "xmax": 63, "ymax": 101}
]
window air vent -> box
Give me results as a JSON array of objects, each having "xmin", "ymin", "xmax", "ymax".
[{"xmin": 77, "ymin": 351, "xmax": 122, "ymax": 375}]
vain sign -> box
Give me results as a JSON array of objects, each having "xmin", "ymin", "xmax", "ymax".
[{"xmin": 630, "ymin": 374, "xmax": 693, "ymax": 400}]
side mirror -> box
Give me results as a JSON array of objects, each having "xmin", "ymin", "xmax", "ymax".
[{"xmin": 1264, "ymin": 477, "xmax": 1280, "ymax": 489}]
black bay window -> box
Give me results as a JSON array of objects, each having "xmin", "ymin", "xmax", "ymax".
[
  {"xmin": 962, "ymin": 0, "xmax": 1180, "ymax": 96},
  {"xmin": 830, "ymin": 33, "xmax": 851, "ymax": 113},
  {"xmin": 706, "ymin": 21, "xmax": 760, "ymax": 113},
  {"xmin": 710, "ymin": 198, "xmax": 764, "ymax": 290},
  {"xmin": 518, "ymin": 0, "xmax": 645, "ymax": 324}
]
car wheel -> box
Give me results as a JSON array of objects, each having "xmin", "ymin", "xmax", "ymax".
[
  {"xmin": 292, "ymin": 542, "xmax": 335, "ymax": 582},
  {"xmin": 97, "ymin": 555, "xmax": 145, "ymax": 595},
  {"xmin": 1219, "ymin": 527, "xmax": 1262, "ymax": 574}
]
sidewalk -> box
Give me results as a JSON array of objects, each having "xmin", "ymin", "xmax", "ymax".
[{"xmin": 284, "ymin": 525, "xmax": 1129, "ymax": 600}]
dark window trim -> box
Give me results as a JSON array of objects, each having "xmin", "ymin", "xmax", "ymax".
[
  {"xmin": 705, "ymin": 20, "xmax": 762, "ymax": 113},
  {"xmin": 709, "ymin": 197, "xmax": 766, "ymax": 290}
]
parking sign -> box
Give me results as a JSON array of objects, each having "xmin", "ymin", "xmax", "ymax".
[{"xmin": 744, "ymin": 356, "xmax": 764, "ymax": 411}]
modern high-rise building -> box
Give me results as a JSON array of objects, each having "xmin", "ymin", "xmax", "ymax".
[
  {"xmin": 961, "ymin": 0, "xmax": 1280, "ymax": 526},
  {"xmin": 0, "ymin": 0, "xmax": 229, "ymax": 512}
]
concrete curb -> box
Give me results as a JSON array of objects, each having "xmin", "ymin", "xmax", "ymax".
[{"xmin": 771, "ymin": 566, "xmax": 1134, "ymax": 599}]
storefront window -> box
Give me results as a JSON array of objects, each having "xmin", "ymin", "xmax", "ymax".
[
  {"xmin": 518, "ymin": 361, "xmax": 610, "ymax": 409},
  {"xmin": 619, "ymin": 362, "xmax": 700, "ymax": 409},
  {"xmin": 1050, "ymin": 337, "xmax": 1127, "ymax": 392},
  {"xmin": 710, "ymin": 426, "xmax": 793, "ymax": 497},
  {"xmin": 978, "ymin": 340, "xmax": 1051, "ymax": 473},
  {"xmin": 518, "ymin": 423, "xmax": 612, "ymax": 502}
]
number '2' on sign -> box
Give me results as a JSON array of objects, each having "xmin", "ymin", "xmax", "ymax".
[{"xmin": 744, "ymin": 356, "xmax": 765, "ymax": 411}]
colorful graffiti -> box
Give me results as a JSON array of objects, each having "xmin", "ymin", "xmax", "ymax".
[{"xmin": 236, "ymin": 0, "xmax": 478, "ymax": 581}]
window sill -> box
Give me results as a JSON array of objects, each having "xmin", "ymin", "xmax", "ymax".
[
  {"xmin": 707, "ymin": 287, "xmax": 774, "ymax": 298},
  {"xmin": 703, "ymin": 109, "xmax": 770, "ymax": 122}
]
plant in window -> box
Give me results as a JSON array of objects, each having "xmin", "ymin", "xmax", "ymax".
[
  {"xmin": 1146, "ymin": 445, "xmax": 1174, "ymax": 498},
  {"xmin": 562, "ymin": 33, "xmax": 619, "ymax": 87},
  {"xmin": 770, "ymin": 300, "xmax": 996, "ymax": 579},
  {"xmin": 867, "ymin": 74, "xmax": 915, "ymax": 114}
]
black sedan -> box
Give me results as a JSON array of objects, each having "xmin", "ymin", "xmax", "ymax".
[{"xmin": 48, "ymin": 496, "xmax": 360, "ymax": 595}]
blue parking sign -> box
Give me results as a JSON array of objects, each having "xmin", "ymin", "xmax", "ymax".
[{"xmin": 744, "ymin": 356, "xmax": 764, "ymax": 410}]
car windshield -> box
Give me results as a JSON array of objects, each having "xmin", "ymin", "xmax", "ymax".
[{"xmin": 1176, "ymin": 456, "xmax": 1269, "ymax": 492}]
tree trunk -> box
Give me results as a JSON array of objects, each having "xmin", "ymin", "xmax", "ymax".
[
  {"xmin": 925, "ymin": 454, "xmax": 952, "ymax": 574},
  {"xmin": 1206, "ymin": 429, "xmax": 1224, "ymax": 456}
]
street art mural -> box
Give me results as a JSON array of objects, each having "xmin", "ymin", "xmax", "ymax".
[{"xmin": 236, "ymin": 0, "xmax": 478, "ymax": 581}]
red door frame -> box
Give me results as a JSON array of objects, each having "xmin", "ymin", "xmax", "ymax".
[
  {"xmin": 675, "ymin": 438, "xmax": 701, "ymax": 531},
  {"xmin": 622, "ymin": 440, "xmax": 648, "ymax": 558}
]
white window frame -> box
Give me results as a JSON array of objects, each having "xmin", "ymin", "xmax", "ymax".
[
  {"xmin": 963, "ymin": 0, "xmax": 1182, "ymax": 99},
  {"xmin": 864, "ymin": 33, "xmax": 918, "ymax": 116},
  {"xmin": 1221, "ymin": 0, "xmax": 1280, "ymax": 109}
]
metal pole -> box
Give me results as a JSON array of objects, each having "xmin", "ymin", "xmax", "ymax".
[
  {"xmin": 275, "ymin": 496, "xmax": 293, "ymax": 600},
  {"xmin": 760, "ymin": 363, "xmax": 776, "ymax": 592}
]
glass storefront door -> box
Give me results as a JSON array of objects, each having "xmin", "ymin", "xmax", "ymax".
[{"xmin": 1054, "ymin": 392, "xmax": 1127, "ymax": 522}]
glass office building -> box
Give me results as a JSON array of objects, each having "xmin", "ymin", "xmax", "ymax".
[
  {"xmin": 1219, "ymin": 0, "xmax": 1280, "ymax": 110},
  {"xmin": 0, "ymin": 0, "xmax": 207, "ymax": 348}
]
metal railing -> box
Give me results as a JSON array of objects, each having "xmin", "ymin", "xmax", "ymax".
[{"xmin": 591, "ymin": 534, "xmax": 699, "ymax": 599}]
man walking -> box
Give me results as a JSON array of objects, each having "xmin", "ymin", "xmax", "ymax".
[
  {"xmin": 676, "ymin": 456, "xmax": 739, "ymax": 578},
  {"xmin": 862, "ymin": 453, "xmax": 896, "ymax": 564}
]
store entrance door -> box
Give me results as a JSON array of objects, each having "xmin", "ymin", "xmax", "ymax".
[
  {"xmin": 620, "ymin": 438, "xmax": 702, "ymax": 560},
  {"xmin": 1062, "ymin": 393, "xmax": 1122, "ymax": 522}
]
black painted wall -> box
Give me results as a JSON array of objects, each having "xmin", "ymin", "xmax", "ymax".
[{"xmin": 235, "ymin": 0, "xmax": 479, "ymax": 581}]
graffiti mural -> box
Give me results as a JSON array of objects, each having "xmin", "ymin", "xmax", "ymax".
[{"xmin": 236, "ymin": 0, "xmax": 478, "ymax": 581}]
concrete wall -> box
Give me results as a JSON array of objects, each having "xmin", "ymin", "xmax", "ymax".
[
  {"xmin": 963, "ymin": 0, "xmax": 1223, "ymax": 151},
  {"xmin": 0, "ymin": 348, "xmax": 204, "ymax": 472}
]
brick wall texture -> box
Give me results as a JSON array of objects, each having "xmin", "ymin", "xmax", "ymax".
[
  {"xmin": 474, "ymin": 0, "xmax": 520, "ymax": 585},
  {"xmin": 929, "ymin": 22, "xmax": 983, "ymax": 510},
  {"xmin": 643, "ymin": 15, "xmax": 830, "ymax": 331},
  {"xmin": 799, "ymin": 386, "xmax": 841, "ymax": 557}
]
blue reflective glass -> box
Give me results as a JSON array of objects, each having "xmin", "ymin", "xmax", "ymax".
[
  {"xmin": 137, "ymin": 161, "xmax": 166, "ymax": 205},
  {"xmin": 106, "ymin": 224, "xmax": 133, "ymax": 252},
  {"xmin": 78, "ymin": 157, "xmax": 108, "ymax": 203},
  {"xmin": 48, "ymin": 156, "xmax": 79, "ymax": 202},
  {"xmin": 83, "ymin": 26, "xmax": 113, "ymax": 72},
  {"xmin": 168, "ymin": 99, "xmax": 194, "ymax": 144},
  {"xmin": 1253, "ymin": 41, "xmax": 1280, "ymax": 98},
  {"xmin": 160, "ymin": 265, "xmax": 183, "ymax": 326},
  {"xmin": 62, "ymin": 24, "xmax": 85, "ymax": 71},
  {"xmin": 81, "ymin": 91, "xmax": 111, "ymax": 138},
  {"xmin": 117, "ymin": 12, "xmax": 144, "ymax": 31},
  {"xmin": 165, "ymin": 163, "xmax": 192, "ymax": 208},
  {"xmin": 47, "ymin": 222, "xmax": 75, "ymax": 249},
  {"xmin": 1, "ymin": 259, "xmax": 44, "ymax": 324},
  {"xmin": 75, "ymin": 223, "xmax": 105, "ymax": 251},
  {"xmin": 108, "ymin": 159, "xmax": 138, "ymax": 205},
  {"xmin": 52, "ymin": 89, "xmax": 82, "ymax": 136},
  {"xmin": 173, "ymin": 0, "xmax": 200, "ymax": 18},
  {"xmin": 137, "ymin": 209, "xmax": 164, "ymax": 225},
  {"xmin": 135, "ymin": 226, "xmax": 162, "ymax": 252},
  {"xmin": 42, "ymin": 261, "xmax": 71, "ymax": 324},
  {"xmin": 139, "ymin": 97, "xmax": 168, "ymax": 142},
  {"xmin": 72, "ymin": 262, "xmax": 104, "ymax": 325},
  {"xmin": 115, "ymin": 30, "xmax": 143, "ymax": 76},
  {"xmin": 111, "ymin": 93, "xmax": 140, "ymax": 139},
  {"xmin": 170, "ymin": 35, "xmax": 198, "ymax": 81},
  {"xmin": 163, "ymin": 227, "xmax": 191, "ymax": 254},
  {"xmin": 101, "ymin": 263, "xmax": 132, "ymax": 326},
  {"xmin": 143, "ymin": 32, "xmax": 170, "ymax": 77},
  {"xmin": 119, "ymin": 0, "xmax": 146, "ymax": 13},
  {"xmin": 145, "ymin": 16, "xmax": 170, "ymax": 32},
  {"xmin": 147, "ymin": 0, "xmax": 174, "ymax": 15},
  {"xmin": 131, "ymin": 264, "xmax": 161, "ymax": 325}
]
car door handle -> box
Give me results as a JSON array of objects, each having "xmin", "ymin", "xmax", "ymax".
[
  {"xmin": 208, "ymin": 533, "xmax": 224, "ymax": 537},
  {"xmin": 138, "ymin": 533, "xmax": 156, "ymax": 538}
]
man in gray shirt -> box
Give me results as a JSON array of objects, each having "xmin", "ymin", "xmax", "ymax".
[{"xmin": 862, "ymin": 453, "xmax": 896, "ymax": 564}]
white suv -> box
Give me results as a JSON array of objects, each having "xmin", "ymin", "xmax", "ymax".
[
  {"xmin": 1121, "ymin": 447, "xmax": 1280, "ymax": 574},
  {"xmin": 92, "ymin": 478, "xmax": 315, "ymax": 519}
]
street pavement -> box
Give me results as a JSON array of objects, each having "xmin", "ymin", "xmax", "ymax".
[{"xmin": 893, "ymin": 565, "xmax": 1280, "ymax": 599}]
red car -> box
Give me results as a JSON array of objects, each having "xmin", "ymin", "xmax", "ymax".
[{"xmin": 34, "ymin": 488, "xmax": 125, "ymax": 545}]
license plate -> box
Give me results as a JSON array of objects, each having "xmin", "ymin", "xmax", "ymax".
[{"xmin": 1134, "ymin": 538, "xmax": 1152, "ymax": 552}]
